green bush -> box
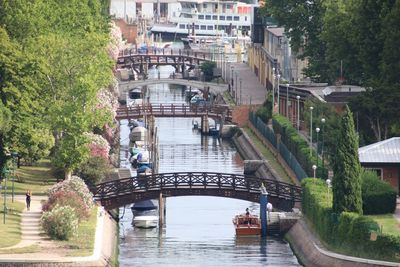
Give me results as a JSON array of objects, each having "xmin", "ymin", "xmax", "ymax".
[
  {"xmin": 41, "ymin": 205, "xmax": 78, "ymax": 240},
  {"xmin": 273, "ymin": 114, "xmax": 327, "ymax": 178},
  {"xmin": 302, "ymin": 178, "xmax": 400, "ymax": 261},
  {"xmin": 361, "ymin": 170, "xmax": 397, "ymax": 215},
  {"xmin": 77, "ymin": 156, "xmax": 112, "ymax": 185},
  {"xmin": 255, "ymin": 106, "xmax": 271, "ymax": 123}
]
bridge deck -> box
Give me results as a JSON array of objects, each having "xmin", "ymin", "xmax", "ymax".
[
  {"xmin": 94, "ymin": 172, "xmax": 302, "ymax": 211},
  {"xmin": 116, "ymin": 103, "xmax": 232, "ymax": 121}
]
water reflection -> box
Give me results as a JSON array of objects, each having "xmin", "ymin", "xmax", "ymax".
[{"xmin": 118, "ymin": 60, "xmax": 300, "ymax": 267}]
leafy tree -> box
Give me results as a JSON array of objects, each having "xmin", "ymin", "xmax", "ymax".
[
  {"xmin": 200, "ymin": 61, "xmax": 217, "ymax": 81},
  {"xmin": 262, "ymin": 0, "xmax": 329, "ymax": 82},
  {"xmin": 332, "ymin": 105, "xmax": 362, "ymax": 214},
  {"xmin": 77, "ymin": 156, "xmax": 112, "ymax": 185}
]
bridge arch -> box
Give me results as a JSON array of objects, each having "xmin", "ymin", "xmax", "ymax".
[{"xmin": 94, "ymin": 172, "xmax": 302, "ymax": 211}]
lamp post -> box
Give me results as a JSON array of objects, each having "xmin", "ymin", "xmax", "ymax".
[
  {"xmin": 296, "ymin": 96, "xmax": 300, "ymax": 131},
  {"xmin": 272, "ymin": 67, "xmax": 275, "ymax": 114},
  {"xmin": 11, "ymin": 152, "xmax": 18, "ymax": 203},
  {"xmin": 309, "ymin": 106, "xmax": 314, "ymax": 156},
  {"xmin": 316, "ymin": 127, "xmax": 320, "ymax": 177},
  {"xmin": 239, "ymin": 78, "xmax": 242, "ymax": 105},
  {"xmin": 2, "ymin": 165, "xmax": 8, "ymax": 224},
  {"xmin": 286, "ymin": 83, "xmax": 289, "ymax": 118},
  {"xmin": 326, "ymin": 178, "xmax": 332, "ymax": 203},
  {"xmin": 277, "ymin": 73, "xmax": 281, "ymax": 114},
  {"xmin": 312, "ymin": 164, "xmax": 317, "ymax": 182},
  {"xmin": 235, "ymin": 71, "xmax": 238, "ymax": 104},
  {"xmin": 321, "ymin": 118, "xmax": 326, "ymax": 179}
]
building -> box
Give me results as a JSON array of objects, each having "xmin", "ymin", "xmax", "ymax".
[
  {"xmin": 359, "ymin": 137, "xmax": 400, "ymax": 193},
  {"xmin": 248, "ymin": 26, "xmax": 308, "ymax": 90}
]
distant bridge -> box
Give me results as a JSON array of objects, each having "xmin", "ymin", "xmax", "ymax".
[
  {"xmin": 116, "ymin": 103, "xmax": 232, "ymax": 121},
  {"xmin": 117, "ymin": 49, "xmax": 215, "ymax": 74},
  {"xmin": 118, "ymin": 78, "xmax": 229, "ymax": 101},
  {"xmin": 94, "ymin": 172, "xmax": 302, "ymax": 211}
]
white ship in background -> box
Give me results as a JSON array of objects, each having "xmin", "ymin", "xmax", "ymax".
[{"xmin": 151, "ymin": 0, "xmax": 256, "ymax": 39}]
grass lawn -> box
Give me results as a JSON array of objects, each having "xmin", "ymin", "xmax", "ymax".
[
  {"xmin": 1, "ymin": 159, "xmax": 58, "ymax": 196},
  {"xmin": 0, "ymin": 245, "xmax": 40, "ymax": 254},
  {"xmin": 367, "ymin": 214, "xmax": 400, "ymax": 236},
  {"xmin": 244, "ymin": 127, "xmax": 292, "ymax": 184},
  {"xmin": 0, "ymin": 200, "xmax": 25, "ymax": 248},
  {"xmin": 60, "ymin": 207, "xmax": 98, "ymax": 257}
]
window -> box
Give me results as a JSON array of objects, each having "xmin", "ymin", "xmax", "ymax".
[
  {"xmin": 205, "ymin": 15, "xmax": 211, "ymax": 20},
  {"xmin": 226, "ymin": 4, "xmax": 232, "ymax": 9},
  {"xmin": 234, "ymin": 16, "xmax": 239, "ymax": 21},
  {"xmin": 195, "ymin": 25, "xmax": 199, "ymax": 29},
  {"xmin": 227, "ymin": 16, "xmax": 232, "ymax": 21},
  {"xmin": 201, "ymin": 25, "xmax": 206, "ymax": 30},
  {"xmin": 179, "ymin": 24, "xmax": 185, "ymax": 29},
  {"xmin": 198, "ymin": 15, "xmax": 204, "ymax": 19},
  {"xmin": 212, "ymin": 15, "xmax": 217, "ymax": 20},
  {"xmin": 220, "ymin": 15, "xmax": 225, "ymax": 20},
  {"xmin": 207, "ymin": 25, "xmax": 213, "ymax": 30},
  {"xmin": 245, "ymin": 16, "xmax": 247, "ymax": 21},
  {"xmin": 203, "ymin": 3, "xmax": 207, "ymax": 8}
]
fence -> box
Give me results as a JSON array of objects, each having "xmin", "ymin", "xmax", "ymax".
[{"xmin": 249, "ymin": 112, "xmax": 307, "ymax": 181}]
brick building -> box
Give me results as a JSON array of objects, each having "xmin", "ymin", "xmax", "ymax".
[{"xmin": 359, "ymin": 137, "xmax": 400, "ymax": 194}]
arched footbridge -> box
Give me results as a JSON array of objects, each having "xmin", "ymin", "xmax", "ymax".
[
  {"xmin": 116, "ymin": 103, "xmax": 232, "ymax": 121},
  {"xmin": 94, "ymin": 172, "xmax": 302, "ymax": 211}
]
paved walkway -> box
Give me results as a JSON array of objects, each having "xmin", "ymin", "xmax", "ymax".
[
  {"xmin": 224, "ymin": 62, "xmax": 268, "ymax": 105},
  {"xmin": 0, "ymin": 195, "xmax": 115, "ymax": 266}
]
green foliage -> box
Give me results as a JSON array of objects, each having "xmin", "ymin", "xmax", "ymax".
[
  {"xmin": 332, "ymin": 106, "xmax": 362, "ymax": 214},
  {"xmin": 302, "ymin": 179, "xmax": 400, "ymax": 262},
  {"xmin": 200, "ymin": 61, "xmax": 216, "ymax": 81},
  {"xmin": 41, "ymin": 205, "xmax": 79, "ymax": 240},
  {"xmin": 272, "ymin": 114, "xmax": 327, "ymax": 178},
  {"xmin": 77, "ymin": 156, "xmax": 112, "ymax": 185},
  {"xmin": 361, "ymin": 170, "xmax": 397, "ymax": 215}
]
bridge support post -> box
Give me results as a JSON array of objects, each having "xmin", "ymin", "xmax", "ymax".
[
  {"xmin": 260, "ymin": 186, "xmax": 268, "ymax": 237},
  {"xmin": 159, "ymin": 192, "xmax": 165, "ymax": 227},
  {"xmin": 201, "ymin": 115, "xmax": 209, "ymax": 134}
]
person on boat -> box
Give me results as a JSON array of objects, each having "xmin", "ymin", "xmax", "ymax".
[
  {"xmin": 245, "ymin": 208, "xmax": 250, "ymax": 216},
  {"xmin": 267, "ymin": 202, "xmax": 273, "ymax": 221}
]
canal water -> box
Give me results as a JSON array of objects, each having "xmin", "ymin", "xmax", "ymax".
[{"xmin": 118, "ymin": 64, "xmax": 301, "ymax": 266}]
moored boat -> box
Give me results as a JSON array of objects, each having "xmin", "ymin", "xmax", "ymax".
[
  {"xmin": 131, "ymin": 200, "xmax": 159, "ymax": 229},
  {"xmin": 232, "ymin": 214, "xmax": 261, "ymax": 235},
  {"xmin": 133, "ymin": 215, "xmax": 159, "ymax": 229}
]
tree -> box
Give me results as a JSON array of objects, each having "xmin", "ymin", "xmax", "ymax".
[
  {"xmin": 262, "ymin": 0, "xmax": 329, "ymax": 82},
  {"xmin": 332, "ymin": 105, "xmax": 362, "ymax": 214},
  {"xmin": 200, "ymin": 61, "xmax": 216, "ymax": 81}
]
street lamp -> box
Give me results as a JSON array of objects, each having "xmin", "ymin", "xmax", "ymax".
[
  {"xmin": 235, "ymin": 71, "xmax": 238, "ymax": 104},
  {"xmin": 326, "ymin": 178, "xmax": 332, "ymax": 203},
  {"xmin": 309, "ymin": 106, "xmax": 314, "ymax": 156},
  {"xmin": 272, "ymin": 67, "xmax": 275, "ymax": 114},
  {"xmin": 277, "ymin": 73, "xmax": 281, "ymax": 114},
  {"xmin": 321, "ymin": 118, "xmax": 326, "ymax": 179},
  {"xmin": 239, "ymin": 78, "xmax": 242, "ymax": 105},
  {"xmin": 312, "ymin": 164, "xmax": 317, "ymax": 182},
  {"xmin": 11, "ymin": 152, "xmax": 18, "ymax": 203},
  {"xmin": 316, "ymin": 127, "xmax": 320, "ymax": 177},
  {"xmin": 286, "ymin": 84, "xmax": 289, "ymax": 118},
  {"xmin": 296, "ymin": 96, "xmax": 300, "ymax": 131},
  {"xmin": 2, "ymin": 165, "xmax": 9, "ymax": 224}
]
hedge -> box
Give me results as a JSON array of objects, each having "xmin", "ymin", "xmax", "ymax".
[
  {"xmin": 302, "ymin": 178, "xmax": 400, "ymax": 262},
  {"xmin": 362, "ymin": 170, "xmax": 397, "ymax": 215},
  {"xmin": 272, "ymin": 114, "xmax": 327, "ymax": 179}
]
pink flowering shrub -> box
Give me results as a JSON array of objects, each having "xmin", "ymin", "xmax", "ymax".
[
  {"xmin": 47, "ymin": 176, "xmax": 94, "ymax": 210},
  {"xmin": 107, "ymin": 22, "xmax": 123, "ymax": 61},
  {"xmin": 96, "ymin": 88, "xmax": 119, "ymax": 118},
  {"xmin": 84, "ymin": 132, "xmax": 110, "ymax": 160},
  {"xmin": 41, "ymin": 205, "xmax": 78, "ymax": 240},
  {"xmin": 42, "ymin": 191, "xmax": 90, "ymax": 221}
]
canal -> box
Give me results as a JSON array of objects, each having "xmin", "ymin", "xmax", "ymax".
[{"xmin": 118, "ymin": 65, "xmax": 301, "ymax": 266}]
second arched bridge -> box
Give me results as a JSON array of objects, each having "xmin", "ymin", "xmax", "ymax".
[{"xmin": 94, "ymin": 172, "xmax": 302, "ymax": 211}]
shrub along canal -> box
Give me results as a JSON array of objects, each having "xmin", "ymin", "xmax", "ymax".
[{"xmin": 117, "ymin": 66, "xmax": 301, "ymax": 266}]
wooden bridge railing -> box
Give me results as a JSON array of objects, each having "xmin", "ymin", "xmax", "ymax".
[
  {"xmin": 94, "ymin": 172, "xmax": 302, "ymax": 209},
  {"xmin": 118, "ymin": 48, "xmax": 215, "ymax": 61},
  {"xmin": 116, "ymin": 103, "xmax": 232, "ymax": 121}
]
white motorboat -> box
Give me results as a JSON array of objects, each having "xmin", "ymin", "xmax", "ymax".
[{"xmin": 133, "ymin": 215, "xmax": 159, "ymax": 229}]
